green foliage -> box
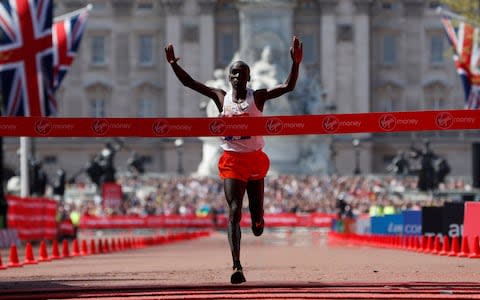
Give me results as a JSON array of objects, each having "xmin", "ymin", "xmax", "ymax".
[{"xmin": 441, "ymin": 0, "xmax": 480, "ymax": 25}]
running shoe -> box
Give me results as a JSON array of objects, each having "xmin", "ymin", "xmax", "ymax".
[
  {"xmin": 231, "ymin": 267, "xmax": 246, "ymax": 284},
  {"xmin": 252, "ymin": 219, "xmax": 264, "ymax": 236}
]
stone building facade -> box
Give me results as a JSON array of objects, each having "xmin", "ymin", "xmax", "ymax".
[{"xmin": 4, "ymin": 0, "xmax": 477, "ymax": 181}]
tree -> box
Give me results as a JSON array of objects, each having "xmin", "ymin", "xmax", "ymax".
[{"xmin": 441, "ymin": 0, "xmax": 480, "ymax": 25}]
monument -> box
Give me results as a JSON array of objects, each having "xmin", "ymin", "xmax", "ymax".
[{"xmin": 197, "ymin": 0, "xmax": 330, "ymax": 175}]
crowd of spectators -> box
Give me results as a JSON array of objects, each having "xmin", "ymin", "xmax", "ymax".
[{"xmin": 60, "ymin": 174, "xmax": 475, "ymax": 220}]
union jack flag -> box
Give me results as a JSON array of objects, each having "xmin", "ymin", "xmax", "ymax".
[
  {"xmin": 0, "ymin": 0, "xmax": 54, "ymax": 116},
  {"xmin": 441, "ymin": 15, "xmax": 480, "ymax": 109},
  {"xmin": 53, "ymin": 5, "xmax": 90, "ymax": 91}
]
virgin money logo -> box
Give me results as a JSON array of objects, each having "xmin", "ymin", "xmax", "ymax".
[
  {"xmin": 436, "ymin": 112, "xmax": 453, "ymax": 129},
  {"xmin": 265, "ymin": 118, "xmax": 283, "ymax": 134},
  {"xmin": 379, "ymin": 114, "xmax": 396, "ymax": 131},
  {"xmin": 34, "ymin": 119, "xmax": 52, "ymax": 136},
  {"xmin": 92, "ymin": 119, "xmax": 109, "ymax": 135},
  {"xmin": 209, "ymin": 119, "xmax": 226, "ymax": 135},
  {"xmin": 152, "ymin": 120, "xmax": 170, "ymax": 136},
  {"xmin": 322, "ymin": 116, "xmax": 339, "ymax": 133}
]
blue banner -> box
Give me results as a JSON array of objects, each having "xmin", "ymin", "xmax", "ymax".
[
  {"xmin": 402, "ymin": 210, "xmax": 422, "ymax": 236},
  {"xmin": 371, "ymin": 214, "xmax": 403, "ymax": 235}
]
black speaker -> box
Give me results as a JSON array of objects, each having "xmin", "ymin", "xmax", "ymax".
[{"xmin": 473, "ymin": 143, "xmax": 480, "ymax": 188}]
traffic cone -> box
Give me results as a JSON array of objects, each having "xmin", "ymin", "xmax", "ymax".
[
  {"xmin": 439, "ymin": 235, "xmax": 450, "ymax": 256},
  {"xmin": 50, "ymin": 240, "xmax": 61, "ymax": 259},
  {"xmin": 111, "ymin": 238, "xmax": 117, "ymax": 252},
  {"xmin": 431, "ymin": 235, "xmax": 441, "ymax": 255},
  {"xmin": 423, "ymin": 235, "xmax": 433, "ymax": 253},
  {"xmin": 468, "ymin": 236, "xmax": 480, "ymax": 259},
  {"xmin": 417, "ymin": 235, "xmax": 426, "ymax": 252},
  {"xmin": 80, "ymin": 240, "xmax": 89, "ymax": 256},
  {"xmin": 90, "ymin": 239, "xmax": 96, "ymax": 255},
  {"xmin": 38, "ymin": 240, "xmax": 51, "ymax": 262},
  {"xmin": 458, "ymin": 236, "xmax": 470, "ymax": 257},
  {"xmin": 98, "ymin": 239, "xmax": 104, "ymax": 253},
  {"xmin": 448, "ymin": 236, "xmax": 460, "ymax": 256},
  {"xmin": 62, "ymin": 239, "xmax": 70, "ymax": 258},
  {"xmin": 0, "ymin": 250, "xmax": 6, "ymax": 270},
  {"xmin": 23, "ymin": 242, "xmax": 38, "ymax": 264},
  {"xmin": 104, "ymin": 238, "xmax": 110, "ymax": 253},
  {"xmin": 71, "ymin": 239, "xmax": 80, "ymax": 256},
  {"xmin": 8, "ymin": 244, "xmax": 22, "ymax": 267}
]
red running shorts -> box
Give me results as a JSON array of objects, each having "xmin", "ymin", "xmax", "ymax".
[{"xmin": 218, "ymin": 149, "xmax": 270, "ymax": 182}]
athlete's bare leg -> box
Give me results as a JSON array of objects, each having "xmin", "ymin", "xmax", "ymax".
[
  {"xmin": 224, "ymin": 178, "xmax": 247, "ymax": 283},
  {"xmin": 247, "ymin": 179, "xmax": 265, "ymax": 236}
]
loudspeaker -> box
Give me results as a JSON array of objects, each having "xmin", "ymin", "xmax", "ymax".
[{"xmin": 473, "ymin": 143, "xmax": 480, "ymax": 188}]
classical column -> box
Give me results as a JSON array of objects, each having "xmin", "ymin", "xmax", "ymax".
[
  {"xmin": 162, "ymin": 0, "xmax": 184, "ymax": 116},
  {"xmin": 353, "ymin": 0, "xmax": 371, "ymax": 113},
  {"xmin": 198, "ymin": 0, "xmax": 216, "ymax": 84},
  {"xmin": 318, "ymin": 0, "xmax": 337, "ymax": 107},
  {"xmin": 403, "ymin": 0, "xmax": 424, "ymax": 110}
]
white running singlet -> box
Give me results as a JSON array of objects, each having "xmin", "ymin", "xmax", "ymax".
[{"xmin": 220, "ymin": 88, "xmax": 264, "ymax": 152}]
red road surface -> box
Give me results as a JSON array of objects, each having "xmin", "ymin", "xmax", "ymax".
[{"xmin": 1, "ymin": 229, "xmax": 480, "ymax": 299}]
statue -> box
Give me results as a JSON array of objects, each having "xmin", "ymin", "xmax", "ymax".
[
  {"xmin": 387, "ymin": 151, "xmax": 411, "ymax": 176},
  {"xmin": 407, "ymin": 140, "xmax": 451, "ymax": 191},
  {"xmin": 288, "ymin": 69, "xmax": 326, "ymax": 115},
  {"xmin": 250, "ymin": 46, "xmax": 279, "ymax": 90}
]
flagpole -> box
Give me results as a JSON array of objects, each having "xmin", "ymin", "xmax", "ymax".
[
  {"xmin": 20, "ymin": 137, "xmax": 30, "ymax": 197},
  {"xmin": 0, "ymin": 96, "xmax": 6, "ymax": 228},
  {"xmin": 436, "ymin": 7, "xmax": 467, "ymax": 21},
  {"xmin": 54, "ymin": 4, "xmax": 92, "ymax": 22}
]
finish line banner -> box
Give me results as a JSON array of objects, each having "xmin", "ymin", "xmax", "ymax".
[{"xmin": 0, "ymin": 110, "xmax": 478, "ymax": 137}]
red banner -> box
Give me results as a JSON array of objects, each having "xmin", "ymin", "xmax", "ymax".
[
  {"xmin": 6, "ymin": 195, "xmax": 57, "ymax": 240},
  {"xmin": 463, "ymin": 202, "xmax": 480, "ymax": 249},
  {"xmin": 102, "ymin": 183, "xmax": 122, "ymax": 211},
  {"xmin": 0, "ymin": 110, "xmax": 477, "ymax": 137},
  {"xmin": 79, "ymin": 213, "xmax": 334, "ymax": 229}
]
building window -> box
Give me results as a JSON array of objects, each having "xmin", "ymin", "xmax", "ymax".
[
  {"xmin": 383, "ymin": 35, "xmax": 397, "ymax": 65},
  {"xmin": 424, "ymin": 83, "xmax": 446, "ymax": 109},
  {"xmin": 137, "ymin": 1, "xmax": 153, "ymax": 10},
  {"xmin": 430, "ymin": 34, "xmax": 444, "ymax": 64},
  {"xmin": 93, "ymin": 2, "xmax": 107, "ymax": 11},
  {"xmin": 220, "ymin": 33, "xmax": 234, "ymax": 65},
  {"xmin": 91, "ymin": 36, "xmax": 106, "ymax": 65},
  {"xmin": 138, "ymin": 99, "xmax": 154, "ymax": 117},
  {"xmin": 337, "ymin": 24, "xmax": 353, "ymax": 42},
  {"xmin": 377, "ymin": 98, "xmax": 394, "ymax": 112},
  {"xmin": 183, "ymin": 24, "xmax": 199, "ymax": 43},
  {"xmin": 90, "ymin": 98, "xmax": 106, "ymax": 117},
  {"xmin": 139, "ymin": 35, "xmax": 153, "ymax": 65},
  {"xmin": 302, "ymin": 34, "xmax": 316, "ymax": 64}
]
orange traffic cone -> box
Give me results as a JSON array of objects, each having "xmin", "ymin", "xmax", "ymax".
[
  {"xmin": 448, "ymin": 236, "xmax": 460, "ymax": 256},
  {"xmin": 439, "ymin": 235, "xmax": 450, "ymax": 256},
  {"xmin": 457, "ymin": 236, "xmax": 470, "ymax": 257},
  {"xmin": 23, "ymin": 242, "xmax": 38, "ymax": 264},
  {"xmin": 431, "ymin": 235, "xmax": 441, "ymax": 255},
  {"xmin": 38, "ymin": 240, "xmax": 51, "ymax": 262},
  {"xmin": 98, "ymin": 239, "xmax": 104, "ymax": 253},
  {"xmin": 8, "ymin": 244, "xmax": 22, "ymax": 267},
  {"xmin": 111, "ymin": 238, "xmax": 117, "ymax": 252},
  {"xmin": 103, "ymin": 238, "xmax": 110, "ymax": 253},
  {"xmin": 62, "ymin": 239, "xmax": 70, "ymax": 258},
  {"xmin": 0, "ymin": 250, "xmax": 6, "ymax": 270},
  {"xmin": 80, "ymin": 240, "xmax": 89, "ymax": 256},
  {"xmin": 71, "ymin": 239, "xmax": 80, "ymax": 257},
  {"xmin": 90, "ymin": 239, "xmax": 96, "ymax": 255},
  {"xmin": 50, "ymin": 240, "xmax": 61, "ymax": 259},
  {"xmin": 423, "ymin": 235, "xmax": 433, "ymax": 253},
  {"xmin": 469, "ymin": 236, "xmax": 480, "ymax": 259}
]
